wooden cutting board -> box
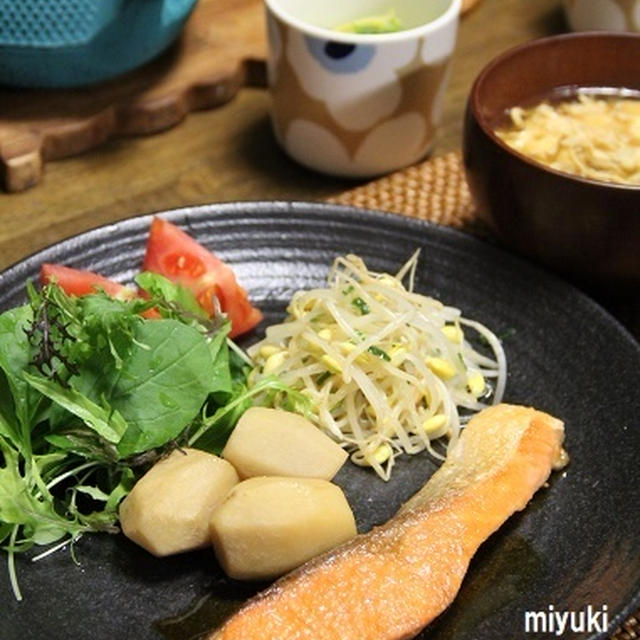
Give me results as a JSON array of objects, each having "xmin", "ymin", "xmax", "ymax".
[
  {"xmin": 0, "ymin": 0, "xmax": 482, "ymax": 193},
  {"xmin": 0, "ymin": 0, "xmax": 267, "ymax": 193}
]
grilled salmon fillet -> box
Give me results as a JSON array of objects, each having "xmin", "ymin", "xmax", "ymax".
[{"xmin": 209, "ymin": 403, "xmax": 566, "ymax": 640}]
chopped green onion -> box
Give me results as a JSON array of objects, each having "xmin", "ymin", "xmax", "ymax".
[
  {"xmin": 352, "ymin": 297, "xmax": 370, "ymax": 315},
  {"xmin": 368, "ymin": 345, "xmax": 390, "ymax": 361}
]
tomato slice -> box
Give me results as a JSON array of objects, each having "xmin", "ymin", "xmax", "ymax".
[
  {"xmin": 142, "ymin": 217, "xmax": 263, "ymax": 338},
  {"xmin": 40, "ymin": 264, "xmax": 160, "ymax": 319},
  {"xmin": 41, "ymin": 264, "xmax": 137, "ymax": 300}
]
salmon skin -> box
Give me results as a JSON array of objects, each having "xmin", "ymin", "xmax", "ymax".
[{"xmin": 209, "ymin": 404, "xmax": 566, "ymax": 640}]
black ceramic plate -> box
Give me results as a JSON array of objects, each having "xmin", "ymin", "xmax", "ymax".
[{"xmin": 1, "ymin": 202, "xmax": 639, "ymax": 640}]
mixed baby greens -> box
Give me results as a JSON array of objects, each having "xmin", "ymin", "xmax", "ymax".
[{"xmin": 0, "ymin": 273, "xmax": 305, "ymax": 600}]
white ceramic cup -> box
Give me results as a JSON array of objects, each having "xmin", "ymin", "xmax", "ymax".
[
  {"xmin": 562, "ymin": 0, "xmax": 640, "ymax": 32},
  {"xmin": 264, "ymin": 0, "xmax": 461, "ymax": 178}
]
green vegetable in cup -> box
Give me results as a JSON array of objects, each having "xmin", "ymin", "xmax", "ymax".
[{"xmin": 336, "ymin": 9, "xmax": 403, "ymax": 34}]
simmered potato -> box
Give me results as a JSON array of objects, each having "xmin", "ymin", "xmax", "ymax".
[
  {"xmin": 210, "ymin": 476, "xmax": 357, "ymax": 580},
  {"xmin": 119, "ymin": 448, "xmax": 239, "ymax": 556},
  {"xmin": 222, "ymin": 407, "xmax": 347, "ymax": 480}
]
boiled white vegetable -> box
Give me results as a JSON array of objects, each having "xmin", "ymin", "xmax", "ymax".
[
  {"xmin": 210, "ymin": 476, "xmax": 357, "ymax": 580},
  {"xmin": 119, "ymin": 448, "xmax": 239, "ymax": 557},
  {"xmin": 222, "ymin": 407, "xmax": 347, "ymax": 480}
]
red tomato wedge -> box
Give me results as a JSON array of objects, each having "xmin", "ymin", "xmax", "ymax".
[
  {"xmin": 40, "ymin": 264, "xmax": 159, "ymax": 318},
  {"xmin": 41, "ymin": 264, "xmax": 137, "ymax": 300},
  {"xmin": 142, "ymin": 217, "xmax": 263, "ymax": 338}
]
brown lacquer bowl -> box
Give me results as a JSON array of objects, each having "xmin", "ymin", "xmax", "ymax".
[{"xmin": 463, "ymin": 33, "xmax": 640, "ymax": 292}]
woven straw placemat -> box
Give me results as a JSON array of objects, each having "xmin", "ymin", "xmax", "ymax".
[
  {"xmin": 329, "ymin": 151, "xmax": 478, "ymax": 231},
  {"xmin": 329, "ymin": 150, "xmax": 640, "ymax": 640}
]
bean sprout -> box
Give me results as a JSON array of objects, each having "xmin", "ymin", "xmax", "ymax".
[{"xmin": 248, "ymin": 253, "xmax": 507, "ymax": 480}]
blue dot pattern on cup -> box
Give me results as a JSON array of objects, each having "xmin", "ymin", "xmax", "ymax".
[{"xmin": 304, "ymin": 35, "xmax": 376, "ymax": 74}]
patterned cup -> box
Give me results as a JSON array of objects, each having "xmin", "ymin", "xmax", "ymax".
[
  {"xmin": 264, "ymin": 0, "xmax": 461, "ymax": 178},
  {"xmin": 562, "ymin": 0, "xmax": 640, "ymax": 32}
]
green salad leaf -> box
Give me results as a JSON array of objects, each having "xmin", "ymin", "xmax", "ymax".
[
  {"xmin": 22, "ymin": 372, "xmax": 128, "ymax": 445},
  {"xmin": 107, "ymin": 319, "xmax": 217, "ymax": 456},
  {"xmin": 0, "ymin": 306, "xmax": 43, "ymax": 443},
  {"xmin": 135, "ymin": 271, "xmax": 207, "ymax": 320}
]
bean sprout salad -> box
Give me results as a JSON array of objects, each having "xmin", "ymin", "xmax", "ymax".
[{"xmin": 248, "ymin": 253, "xmax": 507, "ymax": 480}]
